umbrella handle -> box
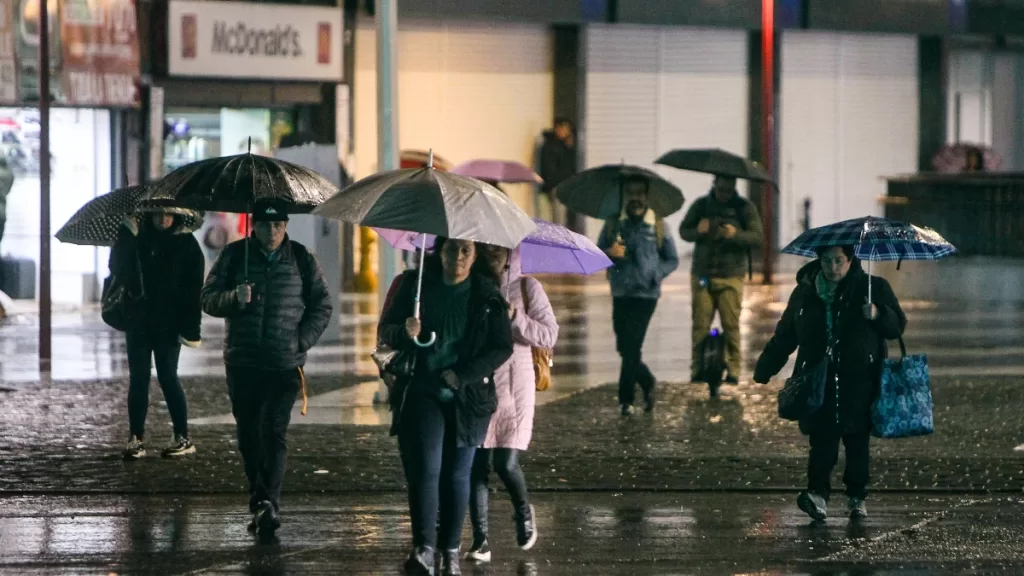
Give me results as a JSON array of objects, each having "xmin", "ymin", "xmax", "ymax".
[{"xmin": 414, "ymin": 332, "xmax": 437, "ymax": 347}]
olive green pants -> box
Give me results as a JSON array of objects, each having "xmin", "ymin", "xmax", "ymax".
[{"xmin": 690, "ymin": 275, "xmax": 744, "ymax": 380}]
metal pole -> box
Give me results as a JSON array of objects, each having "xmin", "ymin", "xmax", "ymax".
[
  {"xmin": 39, "ymin": 0, "xmax": 51, "ymax": 370},
  {"xmin": 760, "ymin": 0, "xmax": 775, "ymax": 285},
  {"xmin": 375, "ymin": 0, "xmax": 399, "ymax": 304}
]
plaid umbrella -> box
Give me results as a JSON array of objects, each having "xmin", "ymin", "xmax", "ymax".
[
  {"xmin": 56, "ymin": 185, "xmax": 203, "ymax": 247},
  {"xmin": 782, "ymin": 216, "xmax": 956, "ymax": 301}
]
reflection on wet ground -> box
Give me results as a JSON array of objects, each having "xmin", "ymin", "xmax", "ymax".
[{"xmin": 1, "ymin": 493, "xmax": 1020, "ymax": 575}]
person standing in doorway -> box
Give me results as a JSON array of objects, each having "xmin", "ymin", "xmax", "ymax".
[
  {"xmin": 597, "ymin": 175, "xmax": 680, "ymax": 416},
  {"xmin": 111, "ymin": 210, "xmax": 205, "ymax": 460},
  {"xmin": 201, "ymin": 204, "xmax": 333, "ymax": 538},
  {"xmin": 679, "ymin": 176, "xmax": 763, "ymax": 390},
  {"xmin": 537, "ymin": 118, "xmax": 577, "ymax": 226},
  {"xmin": 0, "ymin": 157, "xmax": 13, "ymax": 249}
]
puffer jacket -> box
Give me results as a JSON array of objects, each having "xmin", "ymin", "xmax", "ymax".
[
  {"xmin": 201, "ymin": 236, "xmax": 333, "ymax": 370},
  {"xmin": 379, "ymin": 268, "xmax": 514, "ymax": 448},
  {"xmin": 483, "ymin": 249, "xmax": 559, "ymax": 450},
  {"xmin": 596, "ymin": 212, "xmax": 679, "ymax": 300},
  {"xmin": 754, "ymin": 258, "xmax": 907, "ymax": 435},
  {"xmin": 108, "ymin": 215, "xmax": 204, "ymax": 342}
]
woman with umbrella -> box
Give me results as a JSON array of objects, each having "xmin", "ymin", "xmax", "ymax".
[
  {"xmin": 753, "ymin": 244, "xmax": 907, "ymax": 521},
  {"xmin": 378, "ymin": 238, "xmax": 514, "ymax": 575},
  {"xmin": 109, "ymin": 208, "xmax": 205, "ymax": 460}
]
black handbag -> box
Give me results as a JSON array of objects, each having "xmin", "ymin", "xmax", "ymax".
[
  {"xmin": 777, "ymin": 352, "xmax": 830, "ymax": 421},
  {"xmin": 371, "ymin": 342, "xmax": 417, "ymax": 378},
  {"xmin": 101, "ymin": 245, "xmax": 144, "ymax": 332}
]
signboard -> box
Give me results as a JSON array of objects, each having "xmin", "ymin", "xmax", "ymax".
[
  {"xmin": 0, "ymin": 0, "xmax": 139, "ymax": 107},
  {"xmin": 168, "ymin": 0, "xmax": 343, "ymax": 82},
  {"xmin": 616, "ymin": 0, "xmax": 762, "ymax": 28},
  {"xmin": 806, "ymin": 0, "xmax": 951, "ymax": 33}
]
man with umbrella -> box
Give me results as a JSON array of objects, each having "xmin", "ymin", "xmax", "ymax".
[
  {"xmin": 679, "ymin": 176, "xmax": 764, "ymax": 388},
  {"xmin": 200, "ymin": 202, "xmax": 333, "ymax": 537}
]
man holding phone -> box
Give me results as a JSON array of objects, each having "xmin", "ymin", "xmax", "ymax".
[{"xmin": 679, "ymin": 176, "xmax": 764, "ymax": 386}]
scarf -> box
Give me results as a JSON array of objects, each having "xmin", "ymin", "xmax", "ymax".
[{"xmin": 815, "ymin": 270, "xmax": 838, "ymax": 341}]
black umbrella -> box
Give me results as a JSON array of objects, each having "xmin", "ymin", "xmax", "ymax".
[
  {"xmin": 555, "ymin": 164, "xmax": 684, "ymax": 219},
  {"xmin": 143, "ymin": 148, "xmax": 339, "ymax": 279},
  {"xmin": 655, "ymin": 148, "xmax": 774, "ymax": 184},
  {"xmin": 56, "ymin": 185, "xmax": 203, "ymax": 247}
]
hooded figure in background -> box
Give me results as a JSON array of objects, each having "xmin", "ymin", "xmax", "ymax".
[
  {"xmin": 466, "ymin": 245, "xmax": 559, "ymax": 564},
  {"xmin": 110, "ymin": 210, "xmax": 205, "ymax": 461}
]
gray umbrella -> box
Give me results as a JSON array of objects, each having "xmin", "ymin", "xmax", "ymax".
[{"xmin": 313, "ymin": 160, "xmax": 535, "ymax": 347}]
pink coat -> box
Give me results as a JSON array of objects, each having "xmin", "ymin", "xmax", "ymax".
[{"xmin": 482, "ymin": 249, "xmax": 559, "ymax": 450}]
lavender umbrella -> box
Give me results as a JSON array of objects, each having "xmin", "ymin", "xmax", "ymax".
[
  {"xmin": 374, "ymin": 218, "xmax": 612, "ymax": 275},
  {"xmin": 451, "ymin": 159, "xmax": 542, "ymax": 184}
]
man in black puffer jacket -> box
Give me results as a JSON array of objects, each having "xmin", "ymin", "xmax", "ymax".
[{"xmin": 201, "ymin": 203, "xmax": 332, "ymax": 537}]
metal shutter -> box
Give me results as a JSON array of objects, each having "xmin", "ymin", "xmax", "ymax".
[{"xmin": 780, "ymin": 32, "xmax": 918, "ymax": 247}]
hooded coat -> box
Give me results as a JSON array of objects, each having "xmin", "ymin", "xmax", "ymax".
[
  {"xmin": 754, "ymin": 258, "xmax": 907, "ymax": 435},
  {"xmin": 483, "ymin": 248, "xmax": 559, "ymax": 450}
]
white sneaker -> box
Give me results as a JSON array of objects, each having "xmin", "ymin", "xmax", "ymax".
[
  {"xmin": 1014, "ymin": 443, "xmax": 1024, "ymax": 452},
  {"xmin": 122, "ymin": 436, "xmax": 146, "ymax": 460}
]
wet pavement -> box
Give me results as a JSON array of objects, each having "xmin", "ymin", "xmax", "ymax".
[
  {"xmin": 1, "ymin": 493, "xmax": 1022, "ymax": 575},
  {"xmin": 2, "ymin": 256, "xmax": 1024, "ymax": 572}
]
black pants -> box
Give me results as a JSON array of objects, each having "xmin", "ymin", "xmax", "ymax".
[
  {"xmin": 226, "ymin": 366, "xmax": 301, "ymax": 513},
  {"xmin": 612, "ymin": 297, "xmax": 658, "ymax": 405},
  {"xmin": 398, "ymin": 392, "xmax": 476, "ymax": 551},
  {"xmin": 125, "ymin": 330, "xmax": 188, "ymax": 439},
  {"xmin": 469, "ymin": 448, "xmax": 530, "ymax": 542},
  {"xmin": 807, "ymin": 431, "xmax": 871, "ymax": 500}
]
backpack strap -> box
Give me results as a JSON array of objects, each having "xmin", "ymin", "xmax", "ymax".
[{"xmin": 289, "ymin": 240, "xmax": 314, "ymax": 300}]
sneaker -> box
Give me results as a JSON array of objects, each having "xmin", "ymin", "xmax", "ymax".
[
  {"xmin": 251, "ymin": 500, "xmax": 280, "ymax": 536},
  {"xmin": 724, "ymin": 374, "xmax": 740, "ymax": 385},
  {"xmin": 438, "ymin": 549, "xmax": 461, "ymax": 575},
  {"xmin": 464, "ymin": 538, "xmax": 491, "ymax": 563},
  {"xmin": 516, "ymin": 504, "xmax": 538, "ymax": 551},
  {"xmin": 620, "ymin": 404, "xmax": 634, "ymax": 416},
  {"xmin": 848, "ymin": 497, "xmax": 868, "ymax": 520},
  {"xmin": 797, "ymin": 491, "xmax": 828, "ymax": 522},
  {"xmin": 161, "ymin": 435, "xmax": 196, "ymax": 458},
  {"xmin": 122, "ymin": 436, "xmax": 146, "ymax": 460},
  {"xmin": 404, "ymin": 546, "xmax": 435, "ymax": 575}
]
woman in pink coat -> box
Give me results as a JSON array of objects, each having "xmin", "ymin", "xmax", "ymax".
[{"xmin": 466, "ymin": 245, "xmax": 559, "ymax": 563}]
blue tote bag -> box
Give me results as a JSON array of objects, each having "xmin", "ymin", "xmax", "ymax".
[{"xmin": 872, "ymin": 338, "xmax": 934, "ymax": 438}]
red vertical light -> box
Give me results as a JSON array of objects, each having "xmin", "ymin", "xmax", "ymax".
[{"xmin": 760, "ymin": 0, "xmax": 775, "ymax": 285}]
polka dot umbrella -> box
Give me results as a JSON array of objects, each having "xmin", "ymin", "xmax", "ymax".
[{"xmin": 56, "ymin": 185, "xmax": 203, "ymax": 247}]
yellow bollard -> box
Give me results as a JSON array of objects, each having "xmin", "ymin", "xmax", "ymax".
[{"xmin": 353, "ymin": 227, "xmax": 379, "ymax": 293}]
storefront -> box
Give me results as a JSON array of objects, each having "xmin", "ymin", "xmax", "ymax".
[
  {"xmin": 153, "ymin": 0, "xmax": 344, "ymax": 265},
  {"xmin": 0, "ymin": 0, "xmax": 139, "ymax": 304}
]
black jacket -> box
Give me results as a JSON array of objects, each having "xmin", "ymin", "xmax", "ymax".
[
  {"xmin": 379, "ymin": 269, "xmax": 514, "ymax": 447},
  {"xmin": 108, "ymin": 217, "xmax": 204, "ymax": 342},
  {"xmin": 201, "ymin": 236, "xmax": 333, "ymax": 370},
  {"xmin": 754, "ymin": 259, "xmax": 907, "ymax": 435},
  {"xmin": 538, "ymin": 131, "xmax": 577, "ymax": 194}
]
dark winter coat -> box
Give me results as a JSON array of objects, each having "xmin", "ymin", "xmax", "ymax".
[
  {"xmin": 379, "ymin": 269, "xmax": 514, "ymax": 448},
  {"xmin": 108, "ymin": 217, "xmax": 204, "ymax": 343},
  {"xmin": 754, "ymin": 259, "xmax": 907, "ymax": 435},
  {"xmin": 538, "ymin": 131, "xmax": 577, "ymax": 194},
  {"xmin": 201, "ymin": 236, "xmax": 333, "ymax": 370},
  {"xmin": 679, "ymin": 193, "xmax": 763, "ymax": 279}
]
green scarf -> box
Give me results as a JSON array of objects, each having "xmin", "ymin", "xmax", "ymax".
[{"xmin": 815, "ymin": 271, "xmax": 837, "ymax": 341}]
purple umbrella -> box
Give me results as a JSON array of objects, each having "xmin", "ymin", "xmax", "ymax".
[
  {"xmin": 451, "ymin": 159, "xmax": 543, "ymax": 184},
  {"xmin": 374, "ymin": 218, "xmax": 612, "ymax": 275}
]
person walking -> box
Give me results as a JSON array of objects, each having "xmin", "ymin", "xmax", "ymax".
[
  {"xmin": 111, "ymin": 210, "xmax": 204, "ymax": 460},
  {"xmin": 753, "ymin": 246, "xmax": 906, "ymax": 521},
  {"xmin": 596, "ymin": 175, "xmax": 680, "ymax": 416},
  {"xmin": 200, "ymin": 204, "xmax": 333, "ymax": 537},
  {"xmin": 378, "ymin": 237, "xmax": 513, "ymax": 576},
  {"xmin": 465, "ymin": 245, "xmax": 558, "ymax": 563},
  {"xmin": 679, "ymin": 176, "xmax": 763, "ymax": 390}
]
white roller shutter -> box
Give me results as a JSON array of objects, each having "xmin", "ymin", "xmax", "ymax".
[
  {"xmin": 354, "ymin": 19, "xmax": 553, "ymax": 211},
  {"xmin": 780, "ymin": 32, "xmax": 918, "ymax": 247},
  {"xmin": 583, "ymin": 25, "xmax": 749, "ymax": 251}
]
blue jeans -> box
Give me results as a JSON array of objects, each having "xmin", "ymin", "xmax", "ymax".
[{"xmin": 399, "ymin": 392, "xmax": 476, "ymax": 550}]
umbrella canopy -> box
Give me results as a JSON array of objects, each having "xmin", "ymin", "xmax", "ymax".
[
  {"xmin": 314, "ymin": 167, "xmax": 535, "ymax": 249},
  {"xmin": 555, "ymin": 164, "xmax": 684, "ymax": 219},
  {"xmin": 655, "ymin": 148, "xmax": 774, "ymax": 183},
  {"xmin": 56, "ymin": 185, "xmax": 203, "ymax": 247},
  {"xmin": 451, "ymin": 159, "xmax": 542, "ymax": 184},
  {"xmin": 375, "ymin": 217, "xmax": 612, "ymax": 276},
  {"xmin": 142, "ymin": 153, "xmax": 338, "ymax": 214},
  {"xmin": 781, "ymin": 216, "xmax": 956, "ymax": 261}
]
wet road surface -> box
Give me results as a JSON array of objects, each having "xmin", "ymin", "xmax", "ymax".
[{"xmin": 1, "ymin": 493, "xmax": 1021, "ymax": 575}]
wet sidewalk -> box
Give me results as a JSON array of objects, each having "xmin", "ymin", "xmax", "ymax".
[{"xmin": 1, "ymin": 492, "xmax": 1021, "ymax": 575}]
